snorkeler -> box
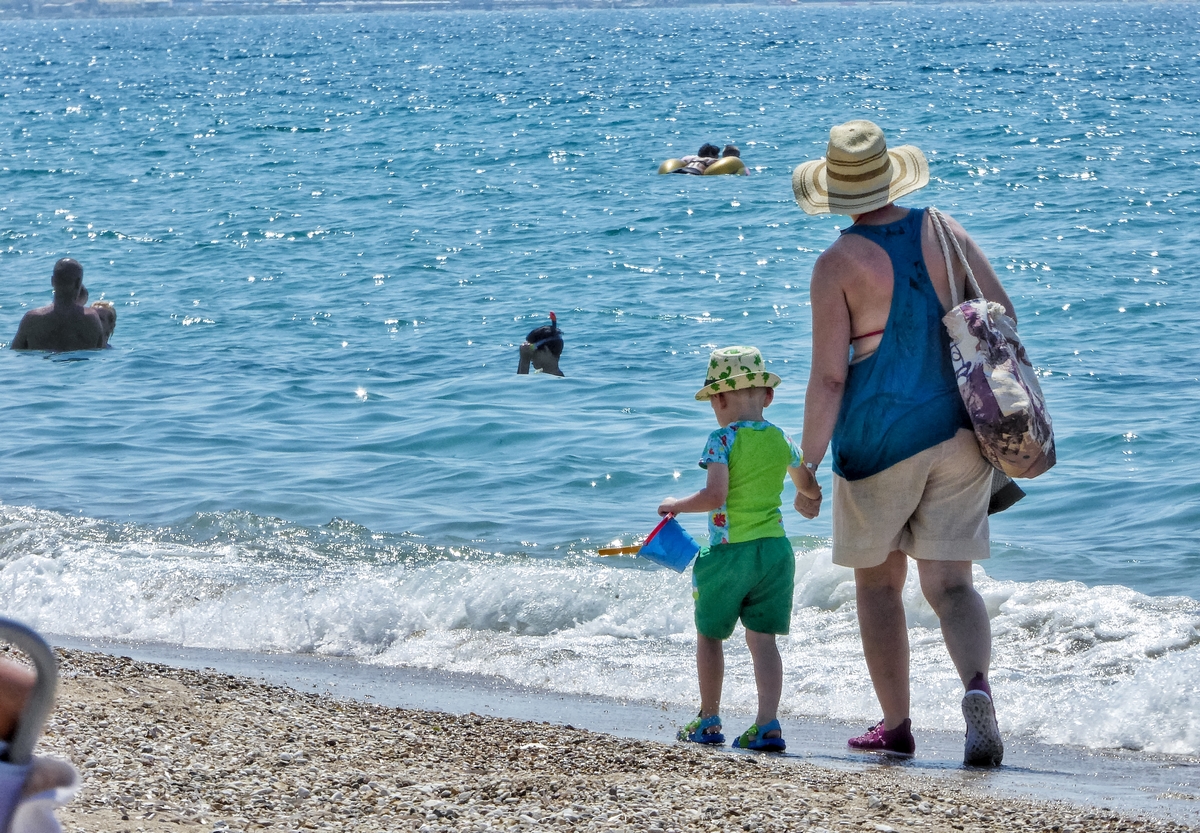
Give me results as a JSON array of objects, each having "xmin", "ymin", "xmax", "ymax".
[{"xmin": 517, "ymin": 312, "xmax": 565, "ymax": 377}]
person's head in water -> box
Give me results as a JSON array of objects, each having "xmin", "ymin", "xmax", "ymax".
[
  {"xmin": 698, "ymin": 143, "xmax": 720, "ymax": 158},
  {"xmin": 76, "ymin": 283, "xmax": 117, "ymax": 338},
  {"xmin": 722, "ymin": 145, "xmax": 740, "ymax": 158},
  {"xmin": 525, "ymin": 324, "xmax": 563, "ymax": 357},
  {"xmin": 517, "ymin": 313, "xmax": 565, "ymax": 377},
  {"xmin": 51, "ymin": 258, "xmax": 83, "ymax": 303}
]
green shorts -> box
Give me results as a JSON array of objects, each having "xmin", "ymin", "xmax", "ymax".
[{"xmin": 692, "ymin": 536, "xmax": 796, "ymax": 640}]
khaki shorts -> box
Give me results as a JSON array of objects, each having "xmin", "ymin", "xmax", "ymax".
[{"xmin": 832, "ymin": 429, "xmax": 991, "ymax": 569}]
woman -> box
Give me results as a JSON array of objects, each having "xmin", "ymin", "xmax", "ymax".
[{"xmin": 791, "ymin": 120, "xmax": 1014, "ymax": 767}]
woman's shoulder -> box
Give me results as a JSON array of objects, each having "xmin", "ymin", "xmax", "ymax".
[
  {"xmin": 813, "ymin": 232, "xmax": 885, "ymax": 284},
  {"xmin": 924, "ymin": 205, "xmax": 970, "ymax": 237}
]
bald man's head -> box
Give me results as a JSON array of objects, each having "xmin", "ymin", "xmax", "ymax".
[{"xmin": 51, "ymin": 258, "xmax": 83, "ymax": 299}]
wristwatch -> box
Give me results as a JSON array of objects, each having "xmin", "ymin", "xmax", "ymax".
[{"xmin": 803, "ymin": 461, "xmax": 819, "ymax": 474}]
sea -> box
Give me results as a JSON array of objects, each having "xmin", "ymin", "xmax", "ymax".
[{"xmin": 2, "ymin": 1, "xmax": 1199, "ymax": 759}]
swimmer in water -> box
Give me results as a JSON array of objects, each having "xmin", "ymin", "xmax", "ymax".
[
  {"xmin": 721, "ymin": 144, "xmax": 749, "ymax": 174},
  {"xmin": 517, "ymin": 313, "xmax": 565, "ymax": 377},
  {"xmin": 11, "ymin": 258, "xmax": 109, "ymax": 351},
  {"xmin": 77, "ymin": 285, "xmax": 117, "ymax": 342}
]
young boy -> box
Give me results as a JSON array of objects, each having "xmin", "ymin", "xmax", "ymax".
[{"xmin": 659, "ymin": 346, "xmax": 821, "ymax": 751}]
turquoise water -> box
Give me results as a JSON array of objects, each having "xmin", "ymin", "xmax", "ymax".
[{"xmin": 3, "ymin": 3, "xmax": 1200, "ymax": 754}]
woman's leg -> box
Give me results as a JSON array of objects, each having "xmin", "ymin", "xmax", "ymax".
[
  {"xmin": 918, "ymin": 558, "xmax": 1002, "ymax": 765},
  {"xmin": 855, "ymin": 550, "xmax": 910, "ymax": 729},
  {"xmin": 916, "ymin": 559, "xmax": 991, "ymax": 687}
]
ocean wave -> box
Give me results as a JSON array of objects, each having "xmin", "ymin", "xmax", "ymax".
[{"xmin": 3, "ymin": 504, "xmax": 1200, "ymax": 756}]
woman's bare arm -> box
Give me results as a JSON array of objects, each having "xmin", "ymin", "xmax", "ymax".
[{"xmin": 801, "ymin": 246, "xmax": 854, "ymax": 471}]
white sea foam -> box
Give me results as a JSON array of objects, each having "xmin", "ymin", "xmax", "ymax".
[{"xmin": 4, "ymin": 504, "xmax": 1200, "ymax": 755}]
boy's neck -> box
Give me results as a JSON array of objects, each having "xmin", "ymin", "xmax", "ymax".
[{"xmin": 718, "ymin": 406, "xmax": 765, "ymax": 427}]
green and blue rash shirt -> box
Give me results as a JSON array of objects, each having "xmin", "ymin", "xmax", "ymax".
[{"xmin": 699, "ymin": 420, "xmax": 803, "ymax": 546}]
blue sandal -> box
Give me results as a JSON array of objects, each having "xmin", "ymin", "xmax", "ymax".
[
  {"xmin": 678, "ymin": 713, "xmax": 725, "ymax": 745},
  {"xmin": 732, "ymin": 719, "xmax": 786, "ymax": 752}
]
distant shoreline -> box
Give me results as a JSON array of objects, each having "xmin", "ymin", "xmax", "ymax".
[{"xmin": 3, "ymin": 0, "xmax": 1187, "ymax": 23}]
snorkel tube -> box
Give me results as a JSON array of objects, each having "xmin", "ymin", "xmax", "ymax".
[{"xmin": 530, "ymin": 312, "xmax": 563, "ymax": 352}]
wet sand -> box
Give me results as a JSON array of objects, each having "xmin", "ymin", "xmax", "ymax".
[{"xmin": 35, "ymin": 648, "xmax": 1199, "ymax": 833}]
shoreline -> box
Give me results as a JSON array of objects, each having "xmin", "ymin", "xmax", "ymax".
[{"xmin": 34, "ymin": 645, "xmax": 1200, "ymax": 832}]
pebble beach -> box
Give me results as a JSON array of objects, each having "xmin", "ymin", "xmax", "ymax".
[{"xmin": 30, "ymin": 649, "xmax": 1196, "ymax": 833}]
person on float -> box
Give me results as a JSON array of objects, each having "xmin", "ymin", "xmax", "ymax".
[{"xmin": 675, "ymin": 143, "xmax": 721, "ymax": 175}]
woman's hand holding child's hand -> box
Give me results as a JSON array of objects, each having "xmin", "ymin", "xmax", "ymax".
[{"xmin": 794, "ymin": 467, "xmax": 823, "ymax": 519}]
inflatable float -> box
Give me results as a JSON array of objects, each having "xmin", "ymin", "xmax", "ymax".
[{"xmin": 657, "ymin": 156, "xmax": 747, "ymax": 176}]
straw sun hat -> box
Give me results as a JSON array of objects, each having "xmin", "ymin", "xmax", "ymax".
[
  {"xmin": 695, "ymin": 346, "xmax": 781, "ymax": 401},
  {"xmin": 792, "ymin": 120, "xmax": 929, "ymax": 216}
]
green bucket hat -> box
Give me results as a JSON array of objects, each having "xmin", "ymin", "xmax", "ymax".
[{"xmin": 695, "ymin": 346, "xmax": 782, "ymax": 401}]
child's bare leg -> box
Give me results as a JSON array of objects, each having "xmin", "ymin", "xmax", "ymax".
[
  {"xmin": 697, "ymin": 634, "xmax": 724, "ymax": 725},
  {"xmin": 745, "ymin": 629, "xmax": 782, "ymax": 735}
]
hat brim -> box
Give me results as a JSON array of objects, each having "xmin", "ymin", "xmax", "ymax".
[
  {"xmin": 792, "ymin": 145, "xmax": 929, "ymax": 216},
  {"xmin": 695, "ymin": 372, "xmax": 782, "ymax": 401}
]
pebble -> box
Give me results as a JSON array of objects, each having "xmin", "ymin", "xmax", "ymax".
[{"xmin": 30, "ymin": 648, "xmax": 1200, "ymax": 833}]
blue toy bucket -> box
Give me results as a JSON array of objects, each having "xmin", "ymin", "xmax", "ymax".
[{"xmin": 638, "ymin": 515, "xmax": 700, "ymax": 573}]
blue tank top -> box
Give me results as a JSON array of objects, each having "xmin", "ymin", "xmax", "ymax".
[{"xmin": 831, "ymin": 208, "xmax": 971, "ymax": 481}]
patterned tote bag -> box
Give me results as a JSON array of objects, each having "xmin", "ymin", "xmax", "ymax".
[{"xmin": 930, "ymin": 207, "xmax": 1056, "ymax": 479}]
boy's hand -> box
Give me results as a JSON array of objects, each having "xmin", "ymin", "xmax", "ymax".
[
  {"xmin": 794, "ymin": 467, "xmax": 823, "ymax": 519},
  {"xmin": 657, "ymin": 498, "xmax": 678, "ymax": 517}
]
